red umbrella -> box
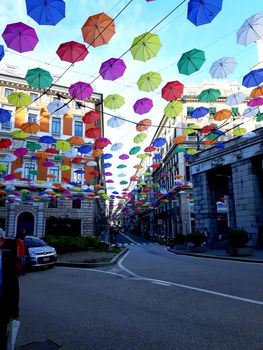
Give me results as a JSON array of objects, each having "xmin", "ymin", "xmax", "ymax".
[
  {"xmin": 72, "ymin": 157, "xmax": 84, "ymax": 164},
  {"xmin": 161, "ymin": 81, "xmax": 184, "ymax": 101},
  {"xmin": 62, "ymin": 176, "xmax": 70, "ymax": 182},
  {"xmin": 99, "ymin": 57, "xmax": 126, "ymax": 81},
  {"xmin": 0, "ymin": 138, "xmax": 12, "ymax": 148},
  {"xmin": 85, "ymin": 127, "xmax": 101, "ymax": 138},
  {"xmin": 2, "ymin": 22, "xmax": 39, "ymax": 53},
  {"xmin": 94, "ymin": 137, "xmax": 111, "ymax": 149},
  {"xmin": 56, "ymin": 41, "xmax": 88, "ymax": 63},
  {"xmin": 45, "ymin": 148, "xmax": 59, "ymax": 154},
  {"xmin": 69, "ymin": 81, "xmax": 93, "ymax": 100},
  {"xmin": 89, "ymin": 170, "xmax": 99, "ymax": 176},
  {"xmin": 151, "ymin": 163, "xmax": 161, "ymax": 169},
  {"xmin": 82, "ymin": 111, "xmax": 100, "ymax": 124},
  {"xmin": 144, "ymin": 146, "xmax": 156, "ymax": 152},
  {"xmin": 200, "ymin": 125, "xmax": 216, "ymax": 134}
]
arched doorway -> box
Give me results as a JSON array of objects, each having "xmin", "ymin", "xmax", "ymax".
[{"xmin": 16, "ymin": 212, "xmax": 35, "ymax": 236}]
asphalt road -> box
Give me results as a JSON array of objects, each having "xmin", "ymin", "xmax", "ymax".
[{"xmin": 16, "ymin": 235, "xmax": 263, "ymax": 350}]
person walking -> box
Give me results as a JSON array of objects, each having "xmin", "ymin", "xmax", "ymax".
[
  {"xmin": 0, "ymin": 229, "xmax": 19, "ymax": 350},
  {"xmin": 16, "ymin": 229, "xmax": 27, "ymax": 276}
]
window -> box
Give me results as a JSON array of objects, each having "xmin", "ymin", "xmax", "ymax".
[
  {"xmin": 209, "ymin": 107, "xmax": 216, "ymax": 116},
  {"xmin": 30, "ymin": 92, "xmax": 38, "ymax": 102},
  {"xmin": 0, "ymin": 162, "xmax": 9, "ymax": 178},
  {"xmin": 187, "ymin": 107, "xmax": 194, "ymax": 117},
  {"xmin": 1, "ymin": 118, "xmax": 12, "ymax": 130},
  {"xmin": 24, "ymin": 162, "xmax": 36, "ymax": 181},
  {"xmin": 4, "ymin": 88, "xmax": 14, "ymax": 97},
  {"xmin": 28, "ymin": 113, "xmax": 37, "ymax": 123},
  {"xmin": 52, "ymin": 117, "xmax": 61, "ymax": 135},
  {"xmin": 72, "ymin": 198, "xmax": 81, "ymax": 209},
  {"xmin": 48, "ymin": 166, "xmax": 60, "ymax": 183},
  {"xmin": 74, "ymin": 120, "xmax": 83, "ymax": 137},
  {"xmin": 73, "ymin": 168, "xmax": 84, "ymax": 184}
]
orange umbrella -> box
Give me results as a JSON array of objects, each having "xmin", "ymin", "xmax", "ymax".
[
  {"xmin": 92, "ymin": 149, "xmax": 103, "ymax": 157},
  {"xmin": 204, "ymin": 139, "xmax": 217, "ymax": 145},
  {"xmin": 213, "ymin": 109, "xmax": 232, "ymax": 121},
  {"xmin": 134, "ymin": 164, "xmax": 143, "ymax": 169},
  {"xmin": 35, "ymin": 152, "xmax": 47, "ymax": 160},
  {"xmin": 21, "ymin": 122, "xmax": 40, "ymax": 133},
  {"xmin": 250, "ymin": 86, "xmax": 263, "ymax": 98},
  {"xmin": 68, "ymin": 136, "xmax": 84, "ymax": 145},
  {"xmin": 175, "ymin": 175, "xmax": 183, "ymax": 179},
  {"xmin": 136, "ymin": 118, "xmax": 152, "ymax": 132},
  {"xmin": 173, "ymin": 135, "xmax": 186, "ymax": 144},
  {"xmin": 47, "ymin": 174, "xmax": 57, "ymax": 179},
  {"xmin": 81, "ymin": 12, "xmax": 116, "ymax": 48}
]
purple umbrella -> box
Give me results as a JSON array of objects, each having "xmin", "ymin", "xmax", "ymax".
[
  {"xmin": 14, "ymin": 147, "xmax": 28, "ymax": 157},
  {"xmin": 69, "ymin": 81, "xmax": 93, "ymax": 99},
  {"xmin": 2, "ymin": 22, "xmax": 39, "ymax": 53},
  {"xmin": 247, "ymin": 97, "xmax": 263, "ymax": 107},
  {"xmin": 133, "ymin": 97, "xmax": 153, "ymax": 115},
  {"xmin": 119, "ymin": 154, "xmax": 130, "ymax": 160},
  {"xmin": 104, "ymin": 172, "xmax": 113, "ymax": 176},
  {"xmin": 106, "ymin": 179, "xmax": 114, "ymax": 183},
  {"xmin": 42, "ymin": 161, "xmax": 55, "ymax": 167},
  {"xmin": 99, "ymin": 58, "xmax": 126, "ymax": 81}
]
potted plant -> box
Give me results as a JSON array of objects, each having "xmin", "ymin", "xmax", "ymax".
[
  {"xmin": 186, "ymin": 231, "xmax": 209, "ymax": 252},
  {"xmin": 226, "ymin": 228, "xmax": 253, "ymax": 256},
  {"xmin": 170, "ymin": 233, "xmax": 187, "ymax": 249}
]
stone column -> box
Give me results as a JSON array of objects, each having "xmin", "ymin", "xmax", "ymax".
[
  {"xmin": 226, "ymin": 176, "xmax": 236, "ymax": 228},
  {"xmin": 179, "ymin": 192, "xmax": 191, "ymax": 234}
]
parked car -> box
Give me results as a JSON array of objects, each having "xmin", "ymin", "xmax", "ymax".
[{"xmin": 24, "ymin": 236, "xmax": 57, "ymax": 268}]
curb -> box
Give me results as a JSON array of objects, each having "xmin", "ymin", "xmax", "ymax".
[
  {"xmin": 55, "ymin": 247, "xmax": 129, "ymax": 269},
  {"xmin": 167, "ymin": 248, "xmax": 263, "ymax": 263}
]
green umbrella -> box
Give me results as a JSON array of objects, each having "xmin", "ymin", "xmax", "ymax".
[
  {"xmin": 117, "ymin": 164, "xmax": 127, "ymax": 169},
  {"xmin": 175, "ymin": 147, "xmax": 186, "ymax": 153},
  {"xmin": 137, "ymin": 72, "xmax": 162, "ymax": 92},
  {"xmin": 133, "ymin": 133, "xmax": 147, "ymax": 144},
  {"xmin": 25, "ymin": 67, "xmax": 53, "ymax": 89},
  {"xmin": 29, "ymin": 170, "xmax": 40, "ymax": 176},
  {"xmin": 7, "ymin": 92, "xmax": 32, "ymax": 107},
  {"xmin": 130, "ymin": 32, "xmax": 161, "ymax": 62},
  {"xmin": 164, "ymin": 101, "xmax": 183, "ymax": 118},
  {"xmin": 256, "ymin": 113, "xmax": 263, "ymax": 122},
  {"xmin": 26, "ymin": 142, "xmax": 42, "ymax": 151},
  {"xmin": 198, "ymin": 88, "xmax": 221, "ymax": 102},
  {"xmin": 142, "ymin": 171, "xmax": 151, "ymax": 176},
  {"xmin": 177, "ymin": 48, "xmax": 205, "ymax": 75},
  {"xmin": 137, "ymin": 153, "xmax": 148, "ymax": 159},
  {"xmin": 104, "ymin": 94, "xmax": 125, "ymax": 110},
  {"xmin": 120, "ymin": 180, "xmax": 128, "ymax": 185},
  {"xmin": 233, "ymin": 127, "xmax": 247, "ymax": 136},
  {"xmin": 206, "ymin": 133, "xmax": 218, "ymax": 140},
  {"xmin": 129, "ymin": 146, "xmax": 141, "ymax": 155},
  {"xmin": 54, "ymin": 155, "xmax": 64, "ymax": 161},
  {"xmin": 11, "ymin": 130, "xmax": 29, "ymax": 139}
]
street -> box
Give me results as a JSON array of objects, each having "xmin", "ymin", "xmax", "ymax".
[{"xmin": 16, "ymin": 236, "xmax": 263, "ymax": 350}]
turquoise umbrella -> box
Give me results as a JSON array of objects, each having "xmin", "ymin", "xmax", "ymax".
[
  {"xmin": 177, "ymin": 48, "xmax": 205, "ymax": 75},
  {"xmin": 25, "ymin": 67, "xmax": 53, "ymax": 89}
]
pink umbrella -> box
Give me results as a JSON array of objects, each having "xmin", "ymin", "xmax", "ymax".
[
  {"xmin": 133, "ymin": 98, "xmax": 153, "ymax": 115},
  {"xmin": 247, "ymin": 97, "xmax": 263, "ymax": 107},
  {"xmin": 4, "ymin": 174, "xmax": 15, "ymax": 181},
  {"xmin": 56, "ymin": 41, "xmax": 89, "ymax": 63},
  {"xmin": 14, "ymin": 147, "xmax": 28, "ymax": 157},
  {"xmin": 119, "ymin": 154, "xmax": 129, "ymax": 160},
  {"xmin": 2, "ymin": 22, "xmax": 39, "ymax": 53},
  {"xmin": 99, "ymin": 57, "xmax": 126, "ymax": 81},
  {"xmin": 161, "ymin": 81, "xmax": 184, "ymax": 101},
  {"xmin": 95, "ymin": 137, "xmax": 111, "ymax": 149},
  {"xmin": 42, "ymin": 161, "xmax": 55, "ymax": 167},
  {"xmin": 69, "ymin": 81, "xmax": 93, "ymax": 99}
]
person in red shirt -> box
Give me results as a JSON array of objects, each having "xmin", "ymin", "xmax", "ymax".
[{"xmin": 16, "ymin": 229, "xmax": 26, "ymax": 276}]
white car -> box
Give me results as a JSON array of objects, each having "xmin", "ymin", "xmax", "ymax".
[{"xmin": 24, "ymin": 236, "xmax": 57, "ymax": 268}]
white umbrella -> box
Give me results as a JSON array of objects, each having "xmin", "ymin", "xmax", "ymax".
[
  {"xmin": 3, "ymin": 154, "xmax": 17, "ymax": 162},
  {"xmin": 110, "ymin": 143, "xmax": 123, "ymax": 151},
  {"xmin": 87, "ymin": 161, "xmax": 97, "ymax": 166},
  {"xmin": 209, "ymin": 57, "xmax": 237, "ymax": 79},
  {"xmin": 14, "ymin": 167, "xmax": 23, "ymax": 173},
  {"xmin": 5, "ymin": 185, "xmax": 16, "ymax": 191},
  {"xmin": 242, "ymin": 131, "xmax": 257, "ymax": 138},
  {"xmin": 117, "ymin": 173, "xmax": 126, "ymax": 177},
  {"xmin": 237, "ymin": 12, "xmax": 263, "ymax": 46},
  {"xmin": 63, "ymin": 148, "xmax": 77, "ymax": 158},
  {"xmin": 107, "ymin": 116, "xmax": 125, "ymax": 128},
  {"xmin": 47, "ymin": 100, "xmax": 69, "ymax": 116},
  {"xmin": 225, "ymin": 92, "xmax": 246, "ymax": 106},
  {"xmin": 242, "ymin": 106, "xmax": 260, "ymax": 117}
]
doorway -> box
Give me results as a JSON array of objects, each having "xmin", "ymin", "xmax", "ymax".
[{"xmin": 16, "ymin": 212, "xmax": 35, "ymax": 236}]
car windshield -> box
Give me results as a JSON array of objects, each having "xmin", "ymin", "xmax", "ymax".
[{"xmin": 25, "ymin": 238, "xmax": 47, "ymax": 248}]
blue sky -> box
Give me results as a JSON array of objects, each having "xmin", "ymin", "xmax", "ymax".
[{"xmin": 0, "ymin": 0, "xmax": 262, "ymax": 197}]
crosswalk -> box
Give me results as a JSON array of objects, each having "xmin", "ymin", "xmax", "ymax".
[{"xmin": 121, "ymin": 242, "xmax": 159, "ymax": 246}]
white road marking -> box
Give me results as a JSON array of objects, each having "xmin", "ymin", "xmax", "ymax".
[
  {"xmin": 152, "ymin": 281, "xmax": 171, "ymax": 287},
  {"xmin": 120, "ymin": 233, "xmax": 138, "ymax": 244}
]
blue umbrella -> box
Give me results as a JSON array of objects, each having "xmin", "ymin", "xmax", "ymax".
[
  {"xmin": 242, "ymin": 68, "xmax": 263, "ymax": 88},
  {"xmin": 47, "ymin": 100, "xmax": 69, "ymax": 116},
  {"xmin": 152, "ymin": 137, "xmax": 166, "ymax": 147},
  {"xmin": 78, "ymin": 145, "xmax": 92, "ymax": 154},
  {"xmin": 187, "ymin": 0, "xmax": 223, "ymax": 26},
  {"xmin": 39, "ymin": 135, "xmax": 57, "ymax": 144},
  {"xmin": 153, "ymin": 153, "xmax": 162, "ymax": 160},
  {"xmin": 0, "ymin": 108, "xmax": 11, "ymax": 123},
  {"xmin": 101, "ymin": 153, "xmax": 113, "ymax": 159},
  {"xmin": 191, "ymin": 107, "xmax": 209, "ymax": 119},
  {"xmin": 107, "ymin": 117, "xmax": 125, "ymax": 128},
  {"xmin": 102, "ymin": 163, "xmax": 112, "ymax": 168},
  {"xmin": 26, "ymin": 0, "xmax": 66, "ymax": 26},
  {"xmin": 74, "ymin": 169, "xmax": 85, "ymax": 174},
  {"xmin": 216, "ymin": 142, "xmax": 224, "ymax": 149},
  {"xmin": 0, "ymin": 45, "xmax": 5, "ymax": 61},
  {"xmin": 213, "ymin": 129, "xmax": 225, "ymax": 136}
]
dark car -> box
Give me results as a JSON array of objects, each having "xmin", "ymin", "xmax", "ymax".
[{"xmin": 24, "ymin": 236, "xmax": 57, "ymax": 268}]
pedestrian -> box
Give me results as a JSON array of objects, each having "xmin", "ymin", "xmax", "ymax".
[
  {"xmin": 16, "ymin": 229, "xmax": 27, "ymax": 276},
  {"xmin": 202, "ymin": 227, "xmax": 210, "ymax": 246},
  {"xmin": 0, "ymin": 229, "xmax": 19, "ymax": 350},
  {"xmin": 109, "ymin": 225, "xmax": 118, "ymax": 246}
]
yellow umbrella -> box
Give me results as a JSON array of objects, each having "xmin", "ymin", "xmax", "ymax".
[
  {"xmin": 185, "ymin": 149, "xmax": 198, "ymax": 155},
  {"xmin": 61, "ymin": 165, "xmax": 71, "ymax": 171},
  {"xmin": 233, "ymin": 127, "xmax": 247, "ymax": 136},
  {"xmin": 11, "ymin": 130, "xmax": 29, "ymax": 139},
  {"xmin": 56, "ymin": 140, "xmax": 71, "ymax": 151}
]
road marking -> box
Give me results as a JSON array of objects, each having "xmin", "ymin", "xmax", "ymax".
[
  {"xmin": 57, "ymin": 266, "xmax": 126, "ymax": 278},
  {"xmin": 152, "ymin": 281, "xmax": 171, "ymax": 287},
  {"xmin": 120, "ymin": 233, "xmax": 138, "ymax": 244}
]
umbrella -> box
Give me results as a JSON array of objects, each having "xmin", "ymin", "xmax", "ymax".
[
  {"xmin": 99, "ymin": 58, "xmax": 126, "ymax": 81},
  {"xmin": 0, "ymin": 165, "xmax": 7, "ymax": 172},
  {"xmin": 72, "ymin": 156, "xmax": 84, "ymax": 164},
  {"xmin": 242, "ymin": 131, "xmax": 257, "ymax": 138},
  {"xmin": 136, "ymin": 119, "xmax": 152, "ymax": 132},
  {"xmin": 68, "ymin": 136, "xmax": 84, "ymax": 145},
  {"xmin": 102, "ymin": 163, "xmax": 112, "ymax": 169},
  {"xmin": 56, "ymin": 41, "xmax": 88, "ymax": 63},
  {"xmin": 26, "ymin": 0, "xmax": 65, "ymax": 26},
  {"xmin": 95, "ymin": 137, "xmax": 111, "ymax": 148},
  {"xmin": 209, "ymin": 57, "xmax": 237, "ymax": 79},
  {"xmin": 7, "ymin": 92, "xmax": 32, "ymax": 107},
  {"xmin": 191, "ymin": 107, "xmax": 209, "ymax": 119},
  {"xmin": 0, "ymin": 108, "xmax": 11, "ymax": 123},
  {"xmin": 35, "ymin": 152, "xmax": 47, "ymax": 160},
  {"xmin": 92, "ymin": 149, "xmax": 103, "ymax": 157},
  {"xmin": 137, "ymin": 72, "xmax": 162, "ymax": 92},
  {"xmin": 43, "ymin": 161, "xmax": 55, "ymax": 167},
  {"xmin": 101, "ymin": 153, "xmax": 113, "ymax": 159},
  {"xmin": 110, "ymin": 143, "xmax": 123, "ymax": 151},
  {"xmin": 104, "ymin": 94, "xmax": 125, "ymax": 110},
  {"xmin": 61, "ymin": 165, "xmax": 70, "ymax": 171},
  {"xmin": 133, "ymin": 133, "xmax": 147, "ymax": 144},
  {"xmin": 47, "ymin": 100, "xmax": 69, "ymax": 116},
  {"xmin": 161, "ymin": 81, "xmax": 184, "ymax": 101},
  {"xmin": 14, "ymin": 168, "xmax": 23, "ymax": 173},
  {"xmin": 225, "ymin": 92, "xmax": 246, "ymax": 106},
  {"xmin": 14, "ymin": 147, "xmax": 28, "ymax": 157},
  {"xmin": 200, "ymin": 125, "xmax": 215, "ymax": 134},
  {"xmin": 242, "ymin": 68, "xmax": 263, "ymax": 88},
  {"xmin": 130, "ymin": 32, "xmax": 161, "ymax": 62},
  {"xmin": 87, "ymin": 161, "xmax": 97, "ymax": 166},
  {"xmin": 39, "ymin": 135, "xmax": 57, "ymax": 144},
  {"xmin": 0, "ymin": 45, "xmax": 4, "ymax": 61},
  {"xmin": 133, "ymin": 98, "xmax": 153, "ymax": 115},
  {"xmin": 250, "ymin": 86, "xmax": 263, "ymax": 98},
  {"xmin": 187, "ymin": 0, "xmax": 223, "ymax": 26},
  {"xmin": 107, "ymin": 117, "xmax": 125, "ymax": 128},
  {"xmin": 173, "ymin": 136, "xmax": 186, "ymax": 144},
  {"xmin": 26, "ymin": 141, "xmax": 42, "ymax": 151},
  {"xmin": 4, "ymin": 174, "xmax": 15, "ymax": 181},
  {"xmin": 119, "ymin": 154, "xmax": 129, "ymax": 160},
  {"xmin": 152, "ymin": 137, "xmax": 166, "ymax": 147},
  {"xmin": 237, "ymin": 12, "xmax": 263, "ymax": 46},
  {"xmin": 20, "ymin": 122, "xmax": 40, "ymax": 133},
  {"xmin": 85, "ymin": 127, "xmax": 101, "ymax": 138},
  {"xmin": 129, "ymin": 146, "xmax": 141, "ymax": 155},
  {"xmin": 198, "ymin": 88, "xmax": 221, "ymax": 102},
  {"xmin": 25, "ymin": 67, "xmax": 53, "ymax": 89},
  {"xmin": 69, "ymin": 81, "xmax": 93, "ymax": 100},
  {"xmin": 177, "ymin": 48, "xmax": 205, "ymax": 75},
  {"xmin": 82, "ymin": 111, "xmax": 100, "ymax": 124},
  {"xmin": 45, "ymin": 148, "xmax": 59, "ymax": 154},
  {"xmin": 214, "ymin": 109, "xmax": 232, "ymax": 121},
  {"xmin": 117, "ymin": 164, "xmax": 127, "ymax": 169},
  {"xmin": 233, "ymin": 127, "xmax": 247, "ymax": 136},
  {"xmin": 164, "ymin": 101, "xmax": 183, "ymax": 118},
  {"xmin": 256, "ymin": 113, "xmax": 263, "ymax": 122},
  {"xmin": 11, "ymin": 130, "xmax": 29, "ymax": 139},
  {"xmin": 247, "ymin": 97, "xmax": 263, "ymax": 107},
  {"xmin": 79, "ymin": 145, "xmax": 92, "ymax": 154},
  {"xmin": 120, "ymin": 181, "xmax": 128, "ymax": 185},
  {"xmin": 243, "ymin": 106, "xmax": 260, "ymax": 118},
  {"xmin": 56, "ymin": 140, "xmax": 70, "ymax": 151},
  {"xmin": 82, "ymin": 12, "xmax": 115, "ymax": 48},
  {"xmin": 153, "ymin": 153, "xmax": 162, "ymax": 160},
  {"xmin": 3, "ymin": 154, "xmax": 16, "ymax": 162}
]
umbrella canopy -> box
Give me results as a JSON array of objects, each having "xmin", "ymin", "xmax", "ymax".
[
  {"xmin": 11, "ymin": 130, "xmax": 29, "ymax": 139},
  {"xmin": 237, "ymin": 12, "xmax": 263, "ymax": 46},
  {"xmin": 133, "ymin": 133, "xmax": 147, "ymax": 144},
  {"xmin": 21, "ymin": 122, "xmax": 40, "ymax": 133},
  {"xmin": 129, "ymin": 146, "xmax": 141, "ymax": 155},
  {"xmin": 56, "ymin": 41, "xmax": 88, "ymax": 63},
  {"xmin": 25, "ymin": 67, "xmax": 53, "ymax": 89},
  {"xmin": 26, "ymin": 141, "xmax": 42, "ymax": 151},
  {"xmin": 43, "ymin": 161, "xmax": 55, "ymax": 168},
  {"xmin": 26, "ymin": 0, "xmax": 65, "ymax": 26},
  {"xmin": 130, "ymin": 32, "xmax": 161, "ymax": 62},
  {"xmin": 233, "ymin": 127, "xmax": 247, "ymax": 136},
  {"xmin": 110, "ymin": 143, "xmax": 123, "ymax": 151},
  {"xmin": 14, "ymin": 147, "xmax": 28, "ymax": 157},
  {"xmin": 198, "ymin": 88, "xmax": 221, "ymax": 102},
  {"xmin": 177, "ymin": 48, "xmax": 205, "ymax": 75},
  {"xmin": 0, "ymin": 108, "xmax": 11, "ymax": 123},
  {"xmin": 7, "ymin": 92, "xmax": 32, "ymax": 107},
  {"xmin": 101, "ymin": 153, "xmax": 112, "ymax": 160},
  {"xmin": 85, "ymin": 127, "xmax": 101, "ymax": 138},
  {"xmin": 39, "ymin": 135, "xmax": 57, "ymax": 144},
  {"xmin": 209, "ymin": 57, "xmax": 237, "ymax": 79},
  {"xmin": 136, "ymin": 118, "xmax": 152, "ymax": 132},
  {"xmin": 242, "ymin": 68, "xmax": 263, "ymax": 88},
  {"xmin": 45, "ymin": 148, "xmax": 59, "ymax": 154},
  {"xmin": 191, "ymin": 107, "xmax": 209, "ymax": 119},
  {"xmin": 251, "ymin": 86, "xmax": 263, "ymax": 98},
  {"xmin": 225, "ymin": 92, "xmax": 246, "ymax": 106},
  {"xmin": 133, "ymin": 97, "xmax": 153, "ymax": 115},
  {"xmin": 56, "ymin": 140, "xmax": 70, "ymax": 151},
  {"xmin": 214, "ymin": 109, "xmax": 232, "ymax": 121},
  {"xmin": 0, "ymin": 45, "xmax": 5, "ymax": 61},
  {"xmin": 47, "ymin": 100, "xmax": 69, "ymax": 116},
  {"xmin": 0, "ymin": 139, "xmax": 12, "ymax": 148},
  {"xmin": 107, "ymin": 117, "xmax": 125, "ymax": 128},
  {"xmin": 137, "ymin": 72, "xmax": 162, "ymax": 92},
  {"xmin": 2, "ymin": 22, "xmax": 39, "ymax": 53},
  {"xmin": 173, "ymin": 135, "xmax": 186, "ymax": 144},
  {"xmin": 164, "ymin": 101, "xmax": 183, "ymax": 118},
  {"xmin": 256, "ymin": 113, "xmax": 263, "ymax": 122},
  {"xmin": 117, "ymin": 164, "xmax": 127, "ymax": 169},
  {"xmin": 243, "ymin": 106, "xmax": 260, "ymax": 118},
  {"xmin": 200, "ymin": 125, "xmax": 216, "ymax": 134},
  {"xmin": 95, "ymin": 137, "xmax": 111, "ymax": 149},
  {"xmin": 187, "ymin": 0, "xmax": 223, "ymax": 26},
  {"xmin": 82, "ymin": 12, "xmax": 115, "ymax": 48},
  {"xmin": 161, "ymin": 81, "xmax": 184, "ymax": 101},
  {"xmin": 104, "ymin": 94, "xmax": 125, "ymax": 110},
  {"xmin": 119, "ymin": 154, "xmax": 129, "ymax": 160},
  {"xmin": 87, "ymin": 161, "xmax": 97, "ymax": 166},
  {"xmin": 68, "ymin": 136, "xmax": 84, "ymax": 145},
  {"xmin": 3, "ymin": 154, "xmax": 16, "ymax": 162},
  {"xmin": 92, "ymin": 149, "xmax": 103, "ymax": 157},
  {"xmin": 247, "ymin": 97, "xmax": 263, "ymax": 107},
  {"xmin": 69, "ymin": 81, "xmax": 93, "ymax": 99},
  {"xmin": 82, "ymin": 111, "xmax": 100, "ymax": 124},
  {"xmin": 152, "ymin": 137, "xmax": 166, "ymax": 147},
  {"xmin": 79, "ymin": 145, "xmax": 92, "ymax": 154},
  {"xmin": 99, "ymin": 58, "xmax": 126, "ymax": 81}
]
